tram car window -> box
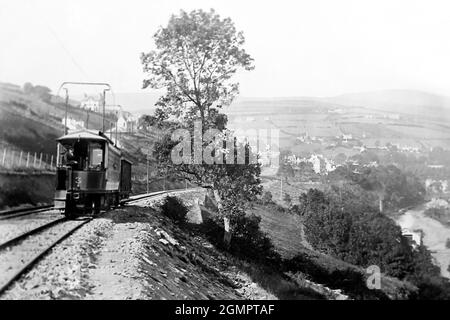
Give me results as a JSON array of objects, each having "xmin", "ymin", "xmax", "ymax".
[{"xmin": 89, "ymin": 143, "xmax": 104, "ymax": 170}]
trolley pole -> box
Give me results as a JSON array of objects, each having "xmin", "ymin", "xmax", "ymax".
[
  {"xmin": 64, "ymin": 88, "xmax": 69, "ymax": 135},
  {"xmin": 146, "ymin": 151, "xmax": 149, "ymax": 194},
  {"xmin": 102, "ymin": 89, "xmax": 107, "ymax": 132}
]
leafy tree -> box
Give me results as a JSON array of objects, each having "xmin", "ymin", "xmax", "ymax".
[
  {"xmin": 138, "ymin": 114, "xmax": 157, "ymax": 130},
  {"xmin": 22, "ymin": 83, "xmax": 52, "ymax": 102},
  {"xmin": 23, "ymin": 82, "xmax": 33, "ymax": 94},
  {"xmin": 301, "ymin": 188, "xmax": 416, "ymax": 278},
  {"xmin": 283, "ymin": 193, "xmax": 292, "ymax": 206},
  {"xmin": 261, "ymin": 191, "xmax": 273, "ymax": 204},
  {"xmin": 333, "ymin": 152, "xmax": 347, "ymax": 165},
  {"xmin": 141, "ymin": 8, "xmax": 254, "ymax": 124},
  {"xmin": 142, "ymin": 9, "xmax": 259, "ymax": 246}
]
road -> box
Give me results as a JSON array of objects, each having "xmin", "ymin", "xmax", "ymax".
[{"xmin": 395, "ymin": 203, "xmax": 450, "ymax": 279}]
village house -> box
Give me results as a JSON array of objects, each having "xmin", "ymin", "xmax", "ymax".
[{"xmin": 80, "ymin": 94, "xmax": 102, "ymax": 113}]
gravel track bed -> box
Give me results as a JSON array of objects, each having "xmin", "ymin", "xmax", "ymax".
[
  {"xmin": 0, "ymin": 210, "xmax": 62, "ymax": 244},
  {"xmin": 0, "ymin": 218, "xmax": 88, "ymax": 292},
  {"xmin": 1, "ymin": 189, "xmax": 277, "ymax": 300}
]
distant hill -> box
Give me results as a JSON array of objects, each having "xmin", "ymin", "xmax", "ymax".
[
  {"xmin": 324, "ymin": 89, "xmax": 450, "ymax": 119},
  {"xmin": 78, "ymin": 88, "xmax": 450, "ymax": 120}
]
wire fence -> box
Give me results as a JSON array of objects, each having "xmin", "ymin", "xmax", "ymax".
[{"xmin": 0, "ymin": 149, "xmax": 56, "ymax": 172}]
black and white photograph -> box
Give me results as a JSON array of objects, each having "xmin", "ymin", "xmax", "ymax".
[{"xmin": 1, "ymin": 0, "xmax": 450, "ymax": 310}]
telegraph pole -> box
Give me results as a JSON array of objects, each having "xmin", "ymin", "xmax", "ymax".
[
  {"xmin": 146, "ymin": 149, "xmax": 149, "ymax": 194},
  {"xmin": 280, "ymin": 177, "xmax": 283, "ymax": 201},
  {"xmin": 102, "ymin": 88, "xmax": 109, "ymax": 133},
  {"xmin": 115, "ymin": 110, "xmax": 118, "ymax": 145}
]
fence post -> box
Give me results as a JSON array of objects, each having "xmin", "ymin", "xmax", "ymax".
[
  {"xmin": 19, "ymin": 151, "xmax": 23, "ymax": 167},
  {"xmin": 50, "ymin": 155, "xmax": 54, "ymax": 169},
  {"xmin": 26, "ymin": 152, "xmax": 29, "ymax": 167},
  {"xmin": 2, "ymin": 149, "xmax": 6, "ymax": 166},
  {"xmin": 39, "ymin": 153, "xmax": 42, "ymax": 168},
  {"xmin": 33, "ymin": 152, "xmax": 37, "ymax": 167}
]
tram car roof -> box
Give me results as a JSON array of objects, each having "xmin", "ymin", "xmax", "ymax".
[
  {"xmin": 57, "ymin": 130, "xmax": 108, "ymax": 143},
  {"xmin": 56, "ymin": 130, "xmax": 133, "ymax": 164}
]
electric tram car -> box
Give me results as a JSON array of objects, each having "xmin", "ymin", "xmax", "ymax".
[{"xmin": 54, "ymin": 130, "xmax": 132, "ymax": 218}]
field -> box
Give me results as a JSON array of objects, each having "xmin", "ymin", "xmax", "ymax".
[{"xmin": 226, "ymin": 98, "xmax": 450, "ymax": 163}]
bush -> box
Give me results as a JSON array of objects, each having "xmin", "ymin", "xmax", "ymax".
[
  {"xmin": 285, "ymin": 253, "xmax": 389, "ymax": 299},
  {"xmin": 199, "ymin": 213, "xmax": 280, "ymax": 265},
  {"xmin": 159, "ymin": 196, "xmax": 188, "ymax": 223},
  {"xmin": 229, "ymin": 213, "xmax": 281, "ymax": 263},
  {"xmin": 261, "ymin": 191, "xmax": 273, "ymax": 204},
  {"xmin": 301, "ymin": 188, "xmax": 416, "ymax": 279},
  {"xmin": 283, "ymin": 193, "xmax": 292, "ymax": 206}
]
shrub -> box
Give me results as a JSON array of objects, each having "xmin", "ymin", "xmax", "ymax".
[
  {"xmin": 285, "ymin": 253, "xmax": 389, "ymax": 299},
  {"xmin": 159, "ymin": 196, "xmax": 188, "ymax": 223},
  {"xmin": 261, "ymin": 191, "xmax": 273, "ymax": 204},
  {"xmin": 229, "ymin": 213, "xmax": 280, "ymax": 263},
  {"xmin": 199, "ymin": 213, "xmax": 280, "ymax": 265},
  {"xmin": 283, "ymin": 193, "xmax": 292, "ymax": 206}
]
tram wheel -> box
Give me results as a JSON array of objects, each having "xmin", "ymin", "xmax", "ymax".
[{"xmin": 64, "ymin": 200, "xmax": 77, "ymax": 219}]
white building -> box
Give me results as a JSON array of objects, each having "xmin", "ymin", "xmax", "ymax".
[
  {"xmin": 115, "ymin": 111, "xmax": 139, "ymax": 133},
  {"xmin": 402, "ymin": 228, "xmax": 422, "ymax": 248},
  {"xmin": 285, "ymin": 154, "xmax": 336, "ymax": 174},
  {"xmin": 62, "ymin": 117, "xmax": 85, "ymax": 132},
  {"xmin": 80, "ymin": 94, "xmax": 102, "ymax": 113}
]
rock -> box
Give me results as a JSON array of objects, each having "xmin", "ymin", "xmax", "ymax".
[
  {"xmin": 186, "ymin": 199, "xmax": 203, "ymax": 224},
  {"xmin": 142, "ymin": 256, "xmax": 157, "ymax": 266},
  {"xmin": 159, "ymin": 239, "xmax": 169, "ymax": 245}
]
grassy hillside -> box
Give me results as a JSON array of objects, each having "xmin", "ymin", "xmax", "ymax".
[
  {"xmin": 250, "ymin": 202, "xmax": 417, "ymax": 299},
  {"xmin": 0, "ymin": 83, "xmax": 116, "ymax": 155},
  {"xmin": 0, "ymin": 172, "xmax": 55, "ymax": 209}
]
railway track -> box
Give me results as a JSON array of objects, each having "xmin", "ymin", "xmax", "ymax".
[
  {"xmin": 0, "ymin": 188, "xmax": 194, "ymax": 296},
  {"xmin": 0, "ymin": 205, "xmax": 54, "ymax": 221}
]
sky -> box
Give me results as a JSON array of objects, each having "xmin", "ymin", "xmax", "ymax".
[{"xmin": 2, "ymin": 0, "xmax": 450, "ymax": 99}]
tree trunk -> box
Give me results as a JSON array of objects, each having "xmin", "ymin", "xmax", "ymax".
[
  {"xmin": 213, "ymin": 189, "xmax": 231, "ymax": 248},
  {"xmin": 223, "ymin": 217, "xmax": 231, "ymax": 248}
]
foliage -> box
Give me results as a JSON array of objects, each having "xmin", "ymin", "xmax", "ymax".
[
  {"xmin": 300, "ymin": 188, "xmax": 415, "ymax": 278},
  {"xmin": 159, "ymin": 196, "xmax": 188, "ymax": 223},
  {"xmin": 261, "ymin": 191, "xmax": 273, "ymax": 204},
  {"xmin": 142, "ymin": 8, "xmax": 260, "ymax": 238},
  {"xmin": 200, "ymin": 213, "xmax": 280, "ymax": 264},
  {"xmin": 299, "ymin": 186, "xmax": 450, "ymax": 299},
  {"xmin": 328, "ymin": 164, "xmax": 425, "ymax": 210},
  {"xmin": 141, "ymin": 8, "xmax": 254, "ymax": 124},
  {"xmin": 23, "ymin": 82, "xmax": 52, "ymax": 102},
  {"xmin": 285, "ymin": 254, "xmax": 390, "ymax": 300},
  {"xmin": 406, "ymin": 245, "xmax": 450, "ymax": 299},
  {"xmin": 283, "ymin": 193, "xmax": 292, "ymax": 206}
]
